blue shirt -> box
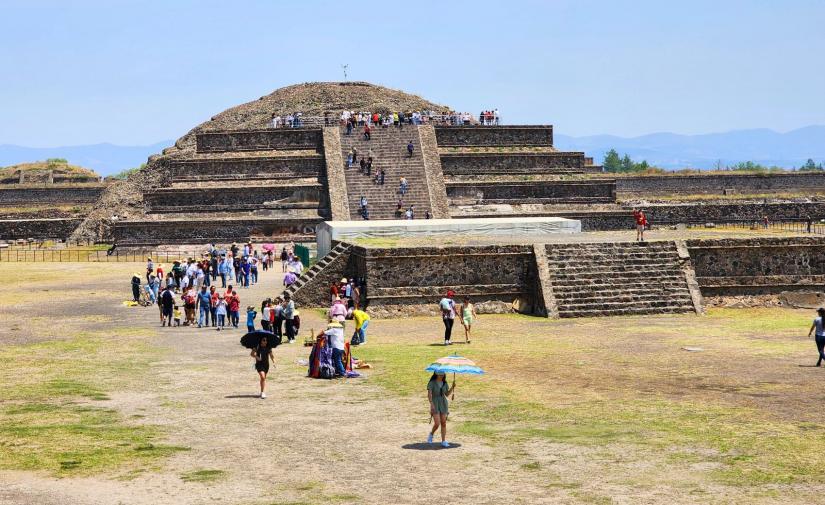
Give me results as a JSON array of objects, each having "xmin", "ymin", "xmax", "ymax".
[
  {"xmin": 247, "ymin": 310, "xmax": 256, "ymax": 324},
  {"xmin": 815, "ymin": 317, "xmax": 824, "ymax": 337}
]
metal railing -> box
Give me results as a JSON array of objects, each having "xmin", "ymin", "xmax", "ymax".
[
  {"xmin": 684, "ymin": 218, "xmax": 825, "ymax": 235},
  {"xmin": 0, "ymin": 249, "xmax": 206, "ymax": 263},
  {"xmin": 265, "ymin": 113, "xmax": 501, "ymax": 129}
]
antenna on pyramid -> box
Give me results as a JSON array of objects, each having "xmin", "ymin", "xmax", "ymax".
[{"xmin": 341, "ymin": 64, "xmax": 348, "ymax": 82}]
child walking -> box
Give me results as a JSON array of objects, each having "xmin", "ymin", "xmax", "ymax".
[
  {"xmin": 246, "ymin": 305, "xmax": 257, "ymax": 333},
  {"xmin": 215, "ymin": 295, "xmax": 227, "ymax": 331},
  {"xmin": 460, "ymin": 296, "xmax": 477, "ymax": 344}
]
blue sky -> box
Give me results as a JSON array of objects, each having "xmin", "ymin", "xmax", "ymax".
[{"xmin": 1, "ymin": 0, "xmax": 823, "ymax": 146}]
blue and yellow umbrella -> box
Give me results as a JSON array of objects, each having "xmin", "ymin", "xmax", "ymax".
[{"xmin": 425, "ymin": 355, "xmax": 484, "ymax": 400}]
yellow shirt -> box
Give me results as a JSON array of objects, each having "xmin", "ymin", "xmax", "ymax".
[
  {"xmin": 173, "ymin": 308, "xmax": 182, "ymax": 319},
  {"xmin": 353, "ymin": 310, "xmax": 370, "ymax": 329}
]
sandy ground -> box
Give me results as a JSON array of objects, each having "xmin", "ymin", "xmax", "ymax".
[{"xmin": 2, "ymin": 262, "xmax": 825, "ymax": 504}]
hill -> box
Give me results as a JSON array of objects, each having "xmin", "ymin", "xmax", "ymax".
[
  {"xmin": 555, "ymin": 126, "xmax": 825, "ymax": 169},
  {"xmin": 0, "ymin": 159, "xmax": 100, "ymax": 183},
  {"xmin": 0, "ymin": 142, "xmax": 171, "ymax": 177}
]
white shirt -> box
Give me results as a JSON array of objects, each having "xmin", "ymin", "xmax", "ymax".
[{"xmin": 325, "ymin": 328, "xmax": 345, "ymax": 350}]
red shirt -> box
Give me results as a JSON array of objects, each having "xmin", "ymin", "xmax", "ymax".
[
  {"xmin": 228, "ymin": 294, "xmax": 240, "ymax": 312},
  {"xmin": 634, "ymin": 211, "xmax": 646, "ymax": 225}
]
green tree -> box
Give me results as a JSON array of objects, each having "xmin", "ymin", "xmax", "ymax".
[
  {"xmin": 800, "ymin": 158, "xmax": 820, "ymax": 171},
  {"xmin": 620, "ymin": 154, "xmax": 634, "ymax": 172},
  {"xmin": 603, "ymin": 149, "xmax": 621, "ymax": 172}
]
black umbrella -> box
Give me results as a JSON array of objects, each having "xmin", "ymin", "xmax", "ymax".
[{"xmin": 240, "ymin": 330, "xmax": 281, "ymax": 349}]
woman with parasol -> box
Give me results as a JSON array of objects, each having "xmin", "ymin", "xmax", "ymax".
[
  {"xmin": 249, "ymin": 333, "xmax": 275, "ymax": 399},
  {"xmin": 427, "ymin": 372, "xmax": 455, "ymax": 447},
  {"xmin": 425, "ymin": 355, "xmax": 484, "ymax": 447}
]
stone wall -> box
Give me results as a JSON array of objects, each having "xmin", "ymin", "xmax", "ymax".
[
  {"xmin": 0, "ymin": 218, "xmax": 82, "ymax": 240},
  {"xmin": 435, "ymin": 126, "xmax": 553, "ymax": 147},
  {"xmin": 144, "ymin": 184, "xmax": 322, "ymax": 211},
  {"xmin": 616, "ymin": 172, "xmax": 825, "ymax": 195},
  {"xmin": 321, "ymin": 127, "xmax": 350, "ymax": 220},
  {"xmin": 112, "ymin": 217, "xmax": 321, "ymax": 245},
  {"xmin": 440, "ymin": 152, "xmax": 588, "ymax": 175},
  {"xmin": 446, "ymin": 180, "xmax": 616, "ymax": 204},
  {"xmin": 645, "ymin": 202, "xmax": 825, "ymax": 224},
  {"xmin": 686, "ymin": 237, "xmax": 825, "ymax": 294},
  {"xmin": 354, "ymin": 244, "xmax": 540, "ymax": 316},
  {"xmin": 195, "ymin": 128, "xmax": 323, "ymax": 153},
  {"xmin": 0, "ymin": 186, "xmax": 105, "ymax": 205},
  {"xmin": 418, "ymin": 125, "xmax": 451, "ymax": 218},
  {"xmin": 169, "ymin": 155, "xmax": 324, "ymax": 179}
]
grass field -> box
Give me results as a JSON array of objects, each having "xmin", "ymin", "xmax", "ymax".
[{"xmin": 1, "ymin": 262, "xmax": 824, "ymax": 504}]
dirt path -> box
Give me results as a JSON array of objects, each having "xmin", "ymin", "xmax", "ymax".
[
  {"xmin": 4, "ymin": 264, "xmax": 825, "ymax": 504},
  {"xmin": 0, "ymin": 266, "xmax": 562, "ymax": 505}
]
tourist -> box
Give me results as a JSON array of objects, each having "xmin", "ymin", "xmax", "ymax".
[
  {"xmin": 325, "ymin": 321, "xmax": 346, "ymax": 377},
  {"xmin": 183, "ymin": 285, "xmax": 197, "ymax": 325},
  {"xmin": 209, "ymin": 285, "xmax": 218, "ymax": 327},
  {"xmin": 261, "ymin": 300, "xmax": 271, "ymax": 332},
  {"xmin": 246, "ymin": 305, "xmax": 257, "ymax": 333},
  {"xmin": 330, "ymin": 282, "xmax": 339, "ymax": 304},
  {"xmin": 197, "ymin": 285, "xmax": 211, "ymax": 328},
  {"xmin": 349, "ymin": 308, "xmax": 370, "ymax": 345},
  {"xmin": 439, "ymin": 290, "xmax": 457, "ymax": 345},
  {"xmin": 284, "ymin": 270, "xmax": 297, "ymax": 287},
  {"xmin": 215, "ymin": 295, "xmax": 227, "ymax": 330},
  {"xmin": 407, "ymin": 140, "xmax": 414, "ymax": 158},
  {"xmin": 399, "ymin": 176, "xmax": 408, "ymax": 196},
  {"xmin": 272, "ymin": 296, "xmax": 283, "ymax": 338},
  {"xmin": 131, "ymin": 272, "xmax": 142, "ymax": 302},
  {"xmin": 230, "ymin": 290, "xmax": 241, "ymax": 328},
  {"xmin": 363, "ymin": 123, "xmax": 371, "ymax": 141},
  {"xmin": 807, "ymin": 307, "xmax": 825, "ymax": 366},
  {"xmin": 459, "ymin": 296, "xmax": 477, "ymax": 344},
  {"xmin": 633, "ymin": 209, "xmax": 647, "ymax": 242},
  {"xmin": 427, "ymin": 372, "xmax": 455, "ymax": 447},
  {"xmin": 173, "ymin": 305, "xmax": 182, "ymax": 327},
  {"xmin": 329, "ymin": 297, "xmax": 347, "ymax": 329},
  {"xmin": 146, "ymin": 257, "xmax": 154, "ymax": 283},
  {"xmin": 160, "ymin": 285, "xmax": 174, "ymax": 327},
  {"xmin": 281, "ymin": 247, "xmax": 289, "ymax": 272},
  {"xmin": 283, "ymin": 293, "xmax": 296, "ymax": 343},
  {"xmin": 379, "ymin": 168, "xmax": 386, "ymax": 185},
  {"xmin": 251, "ymin": 333, "xmax": 275, "ymax": 399},
  {"xmin": 405, "ymin": 207, "xmax": 413, "ymax": 220},
  {"xmin": 425, "ymin": 210, "xmax": 432, "ymax": 219},
  {"xmin": 242, "ymin": 258, "xmax": 251, "ymax": 288}
]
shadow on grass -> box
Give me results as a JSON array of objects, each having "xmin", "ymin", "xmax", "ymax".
[
  {"xmin": 224, "ymin": 394, "xmax": 262, "ymax": 399},
  {"xmin": 402, "ymin": 442, "xmax": 462, "ymax": 450}
]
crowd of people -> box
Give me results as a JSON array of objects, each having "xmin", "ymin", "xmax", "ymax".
[
  {"xmin": 130, "ymin": 242, "xmax": 305, "ymax": 333},
  {"xmin": 334, "ymin": 109, "xmax": 500, "ymax": 129}
]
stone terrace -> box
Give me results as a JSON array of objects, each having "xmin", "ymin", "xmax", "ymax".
[{"xmin": 112, "ymin": 128, "xmax": 331, "ymax": 246}]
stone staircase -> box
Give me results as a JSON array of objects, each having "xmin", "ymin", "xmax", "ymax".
[
  {"xmin": 283, "ymin": 242, "xmax": 352, "ymax": 305},
  {"xmin": 545, "ymin": 241, "xmax": 696, "ymax": 317},
  {"xmin": 338, "ymin": 125, "xmax": 432, "ymax": 219}
]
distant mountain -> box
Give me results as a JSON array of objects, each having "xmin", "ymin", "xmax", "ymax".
[
  {"xmin": 554, "ymin": 126, "xmax": 825, "ymax": 169},
  {"xmin": 3, "ymin": 125, "xmax": 825, "ymax": 174},
  {"xmin": 0, "ymin": 141, "xmax": 172, "ymax": 176}
]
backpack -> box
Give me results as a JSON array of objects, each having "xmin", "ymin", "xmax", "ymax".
[
  {"xmin": 439, "ymin": 298, "xmax": 452, "ymax": 311},
  {"xmin": 318, "ymin": 346, "xmax": 335, "ymax": 379}
]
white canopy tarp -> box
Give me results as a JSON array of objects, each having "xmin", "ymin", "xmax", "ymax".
[{"xmin": 316, "ymin": 217, "xmax": 580, "ymax": 256}]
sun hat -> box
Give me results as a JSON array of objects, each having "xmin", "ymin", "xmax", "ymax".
[{"xmin": 327, "ymin": 321, "xmax": 343, "ymax": 329}]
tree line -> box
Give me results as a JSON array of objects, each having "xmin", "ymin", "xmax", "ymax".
[{"xmin": 602, "ymin": 149, "xmax": 824, "ymax": 173}]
